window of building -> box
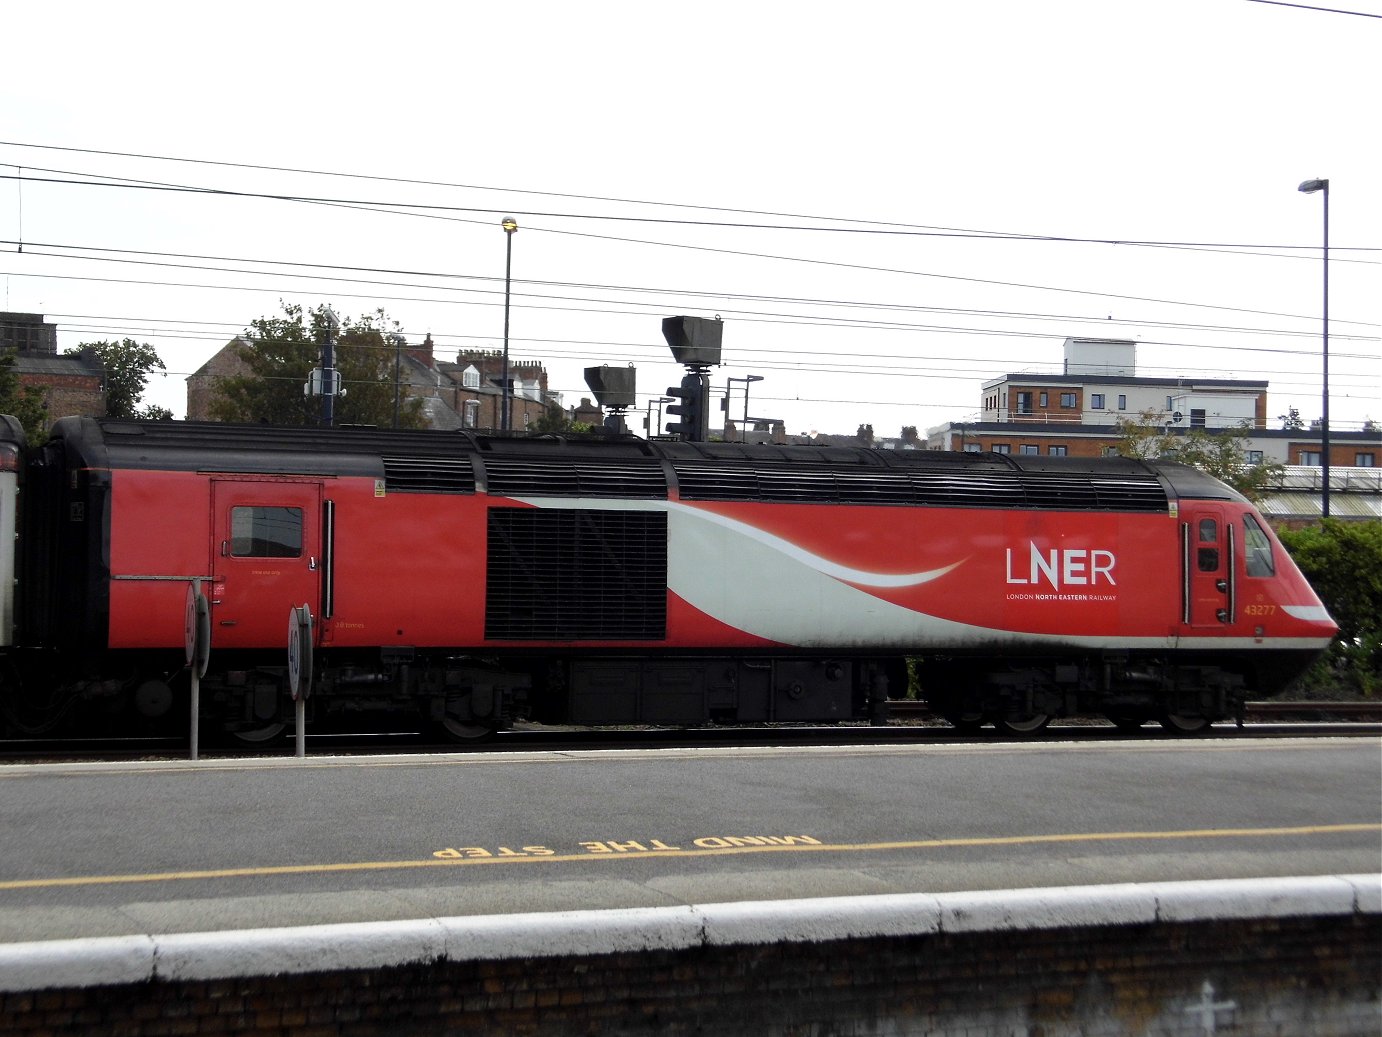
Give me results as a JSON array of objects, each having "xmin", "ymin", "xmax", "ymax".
[
  {"xmin": 1166, "ymin": 396, "xmax": 1174, "ymax": 410},
  {"xmin": 229, "ymin": 507, "xmax": 303, "ymax": 558},
  {"xmin": 1117, "ymin": 394, "xmax": 1127, "ymax": 410},
  {"xmin": 1101, "ymin": 446, "xmax": 1119, "ymax": 457},
  {"xmin": 1015, "ymin": 392, "xmax": 1032, "ymax": 414},
  {"xmin": 462, "ymin": 366, "xmax": 481, "ymax": 390},
  {"xmin": 1246, "ymin": 450, "xmax": 1264, "ymax": 464},
  {"xmin": 992, "ymin": 443, "xmax": 1010, "ymax": 454},
  {"xmin": 1190, "ymin": 408, "xmax": 1206, "ymax": 429},
  {"xmin": 1019, "ymin": 444, "xmax": 1039, "ymax": 455},
  {"xmin": 1059, "ymin": 393, "xmax": 1076, "ymax": 408},
  {"xmin": 1300, "ymin": 450, "xmax": 1321, "ymax": 466},
  {"xmin": 1048, "ymin": 445, "xmax": 1068, "ymax": 456},
  {"xmin": 1243, "ymin": 515, "xmax": 1275, "ymax": 577},
  {"xmin": 1038, "ymin": 392, "xmax": 1048, "ymax": 408},
  {"xmin": 1356, "ymin": 453, "xmax": 1376, "ymax": 467},
  {"xmin": 963, "ymin": 444, "xmax": 982, "ymax": 453},
  {"xmin": 1091, "ymin": 394, "xmax": 1105, "ymax": 409}
]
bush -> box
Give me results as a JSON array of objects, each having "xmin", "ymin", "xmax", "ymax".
[{"xmin": 1277, "ymin": 520, "xmax": 1382, "ymax": 698}]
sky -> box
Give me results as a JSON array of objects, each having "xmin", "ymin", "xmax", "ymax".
[{"xmin": 2, "ymin": 0, "xmax": 1379, "ymax": 439}]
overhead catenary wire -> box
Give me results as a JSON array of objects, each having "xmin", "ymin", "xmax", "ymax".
[
  {"xmin": 2, "ymin": 142, "xmax": 1376, "ymax": 428},
  {"xmin": 6, "ymin": 181, "xmax": 1380, "ymax": 339},
  {"xmin": 10, "ymin": 267, "xmax": 1381, "ymax": 379},
  {"xmin": 4, "ymin": 142, "xmax": 1378, "ymax": 255},
  {"xmin": 7, "ymin": 238, "xmax": 1382, "ymax": 341}
]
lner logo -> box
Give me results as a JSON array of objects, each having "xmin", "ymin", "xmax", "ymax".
[{"xmin": 1005, "ymin": 542, "xmax": 1116, "ymax": 589}]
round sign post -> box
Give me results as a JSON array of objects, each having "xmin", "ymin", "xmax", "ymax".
[
  {"xmin": 184, "ymin": 580, "xmax": 211, "ymax": 761},
  {"xmin": 287, "ymin": 604, "xmax": 313, "ymax": 758}
]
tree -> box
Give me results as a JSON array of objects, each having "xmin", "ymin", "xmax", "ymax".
[
  {"xmin": 0, "ymin": 350, "xmax": 50, "ymax": 441},
  {"xmin": 1279, "ymin": 406, "xmax": 1306, "ymax": 431},
  {"xmin": 1115, "ymin": 411, "xmax": 1284, "ymax": 503},
  {"xmin": 208, "ymin": 303, "xmax": 426, "ymax": 428},
  {"xmin": 66, "ymin": 338, "xmax": 171, "ymax": 420},
  {"xmin": 1277, "ymin": 520, "xmax": 1382, "ymax": 697},
  {"xmin": 529, "ymin": 402, "xmax": 587, "ymax": 434}
]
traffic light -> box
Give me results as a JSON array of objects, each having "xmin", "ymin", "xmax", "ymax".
[{"xmin": 665, "ymin": 372, "xmax": 709, "ymax": 442}]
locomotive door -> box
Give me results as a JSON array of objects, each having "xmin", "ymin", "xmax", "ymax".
[
  {"xmin": 209, "ymin": 480, "xmax": 322, "ymax": 649},
  {"xmin": 1181, "ymin": 504, "xmax": 1234, "ymax": 629}
]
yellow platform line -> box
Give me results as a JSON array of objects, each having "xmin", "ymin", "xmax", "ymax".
[{"xmin": 0, "ymin": 823, "xmax": 1375, "ymax": 892}]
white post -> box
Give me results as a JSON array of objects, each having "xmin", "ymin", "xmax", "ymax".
[
  {"xmin": 187, "ymin": 577, "xmax": 203, "ymax": 762},
  {"xmin": 189, "ymin": 668, "xmax": 200, "ymax": 762}
]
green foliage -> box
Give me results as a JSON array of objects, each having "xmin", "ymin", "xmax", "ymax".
[
  {"xmin": 0, "ymin": 350, "xmax": 50, "ymax": 441},
  {"xmin": 1278, "ymin": 406, "xmax": 1306, "ymax": 431},
  {"xmin": 209, "ymin": 303, "xmax": 427, "ymax": 428},
  {"xmin": 529, "ymin": 402, "xmax": 574, "ymax": 434},
  {"xmin": 1277, "ymin": 520, "xmax": 1382, "ymax": 697},
  {"xmin": 1115, "ymin": 411, "xmax": 1283, "ymax": 503},
  {"xmin": 66, "ymin": 338, "xmax": 168, "ymax": 420}
]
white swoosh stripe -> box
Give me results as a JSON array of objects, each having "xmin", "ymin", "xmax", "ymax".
[
  {"xmin": 512, "ymin": 496, "xmax": 963, "ymax": 588},
  {"xmin": 1281, "ymin": 605, "xmax": 1333, "ymax": 622}
]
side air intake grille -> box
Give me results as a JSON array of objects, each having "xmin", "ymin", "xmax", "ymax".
[
  {"xmin": 382, "ymin": 456, "xmax": 475, "ymax": 494},
  {"xmin": 486, "ymin": 508, "xmax": 667, "ymax": 640},
  {"xmin": 483, "ymin": 459, "xmax": 667, "ymax": 499},
  {"xmin": 1015, "ymin": 474, "xmax": 1168, "ymax": 512},
  {"xmin": 672, "ymin": 463, "xmax": 1167, "ymax": 512}
]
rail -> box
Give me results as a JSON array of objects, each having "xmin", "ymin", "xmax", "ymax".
[{"xmin": 887, "ymin": 700, "xmax": 1382, "ymax": 721}]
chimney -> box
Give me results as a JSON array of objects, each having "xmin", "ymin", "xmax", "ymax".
[{"xmin": 407, "ymin": 333, "xmax": 435, "ymax": 370}]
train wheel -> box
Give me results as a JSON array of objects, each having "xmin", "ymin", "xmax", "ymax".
[
  {"xmin": 225, "ymin": 721, "xmax": 288, "ymax": 746},
  {"xmin": 1157, "ymin": 712, "xmax": 1213, "ymax": 735},
  {"xmin": 940, "ymin": 711, "xmax": 987, "ymax": 733},
  {"xmin": 1105, "ymin": 714, "xmax": 1149, "ymax": 733},
  {"xmin": 992, "ymin": 713, "xmax": 1051, "ymax": 736},
  {"xmin": 431, "ymin": 717, "xmax": 498, "ymax": 744}
]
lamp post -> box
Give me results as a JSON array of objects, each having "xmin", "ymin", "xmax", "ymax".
[
  {"xmin": 501, "ymin": 217, "xmax": 518, "ymax": 432},
  {"xmin": 727, "ymin": 375, "xmax": 764, "ymax": 442},
  {"xmin": 1298, "ymin": 179, "xmax": 1330, "ymax": 518}
]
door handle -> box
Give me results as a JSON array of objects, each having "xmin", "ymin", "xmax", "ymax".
[{"xmin": 309, "ymin": 556, "xmax": 318, "ymax": 571}]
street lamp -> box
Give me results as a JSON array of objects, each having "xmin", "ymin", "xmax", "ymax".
[
  {"xmin": 501, "ymin": 217, "xmax": 518, "ymax": 431},
  {"xmin": 727, "ymin": 375, "xmax": 764, "ymax": 442},
  {"xmin": 1298, "ymin": 179, "xmax": 1329, "ymax": 518}
]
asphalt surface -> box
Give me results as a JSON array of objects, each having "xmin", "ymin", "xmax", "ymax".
[{"xmin": 0, "ymin": 735, "xmax": 1377, "ymax": 944}]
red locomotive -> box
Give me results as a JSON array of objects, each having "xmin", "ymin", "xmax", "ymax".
[{"xmin": 0, "ymin": 416, "xmax": 1337, "ymax": 742}]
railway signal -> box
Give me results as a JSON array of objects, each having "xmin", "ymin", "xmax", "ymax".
[
  {"xmin": 665, "ymin": 372, "xmax": 710, "ymax": 442},
  {"xmin": 662, "ymin": 316, "xmax": 722, "ymax": 443}
]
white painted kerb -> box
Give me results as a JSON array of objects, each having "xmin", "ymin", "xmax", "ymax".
[{"xmin": 0, "ymin": 874, "xmax": 1376, "ymax": 992}]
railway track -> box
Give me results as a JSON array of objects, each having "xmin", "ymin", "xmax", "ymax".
[
  {"xmin": 0, "ymin": 702, "xmax": 1377, "ymax": 763},
  {"xmin": 885, "ymin": 699, "xmax": 1382, "ymax": 722}
]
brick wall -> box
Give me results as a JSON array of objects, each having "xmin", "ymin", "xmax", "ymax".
[
  {"xmin": 16, "ymin": 373, "xmax": 105, "ymax": 421},
  {"xmin": 1, "ymin": 915, "xmax": 1376, "ymax": 1036}
]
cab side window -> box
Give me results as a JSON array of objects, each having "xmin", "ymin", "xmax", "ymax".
[{"xmin": 1243, "ymin": 514, "xmax": 1275, "ymax": 577}]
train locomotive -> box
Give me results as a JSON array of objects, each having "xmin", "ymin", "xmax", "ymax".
[{"xmin": 0, "ymin": 415, "xmax": 1338, "ymax": 742}]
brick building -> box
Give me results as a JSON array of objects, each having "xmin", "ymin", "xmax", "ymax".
[
  {"xmin": 0, "ymin": 312, "xmax": 106, "ymax": 421},
  {"xmin": 186, "ymin": 336, "xmax": 564, "ymax": 431},
  {"xmin": 926, "ymin": 337, "xmax": 1377, "ymax": 469}
]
